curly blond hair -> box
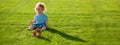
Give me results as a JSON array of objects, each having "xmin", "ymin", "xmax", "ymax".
[{"xmin": 35, "ymin": 2, "xmax": 46, "ymax": 12}]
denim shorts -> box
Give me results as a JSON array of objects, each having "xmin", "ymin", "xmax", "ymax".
[
  {"xmin": 34, "ymin": 23, "xmax": 46, "ymax": 29},
  {"xmin": 33, "ymin": 23, "xmax": 46, "ymax": 29},
  {"xmin": 28, "ymin": 23, "xmax": 46, "ymax": 30}
]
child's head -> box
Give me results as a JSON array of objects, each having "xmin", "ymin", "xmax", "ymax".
[{"xmin": 35, "ymin": 2, "xmax": 46, "ymax": 14}]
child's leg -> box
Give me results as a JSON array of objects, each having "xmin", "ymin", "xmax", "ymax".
[
  {"xmin": 27, "ymin": 25, "xmax": 36, "ymax": 30},
  {"xmin": 40, "ymin": 26, "xmax": 46, "ymax": 31}
]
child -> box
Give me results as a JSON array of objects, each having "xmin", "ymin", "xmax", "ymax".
[{"xmin": 27, "ymin": 2, "xmax": 49, "ymax": 31}]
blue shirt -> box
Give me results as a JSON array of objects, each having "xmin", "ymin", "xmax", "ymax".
[{"xmin": 34, "ymin": 13, "xmax": 48, "ymax": 24}]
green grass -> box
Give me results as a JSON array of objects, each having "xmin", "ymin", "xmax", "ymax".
[{"xmin": 0, "ymin": 0, "xmax": 120, "ymax": 45}]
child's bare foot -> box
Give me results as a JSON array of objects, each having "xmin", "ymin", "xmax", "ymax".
[
  {"xmin": 26, "ymin": 28, "xmax": 32, "ymax": 31},
  {"xmin": 26, "ymin": 28, "xmax": 30, "ymax": 30}
]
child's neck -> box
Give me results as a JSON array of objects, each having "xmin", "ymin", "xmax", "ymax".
[{"xmin": 37, "ymin": 13, "xmax": 43, "ymax": 16}]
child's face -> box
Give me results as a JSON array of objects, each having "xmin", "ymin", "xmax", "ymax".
[{"xmin": 36, "ymin": 7, "xmax": 44, "ymax": 14}]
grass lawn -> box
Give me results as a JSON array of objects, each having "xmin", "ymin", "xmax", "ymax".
[{"xmin": 0, "ymin": 0, "xmax": 120, "ymax": 45}]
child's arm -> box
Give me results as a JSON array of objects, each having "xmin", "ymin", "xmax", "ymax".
[
  {"xmin": 30, "ymin": 20, "xmax": 36, "ymax": 25},
  {"xmin": 45, "ymin": 20, "xmax": 49, "ymax": 28}
]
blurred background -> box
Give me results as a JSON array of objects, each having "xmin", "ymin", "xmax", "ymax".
[{"xmin": 0, "ymin": 0, "xmax": 120, "ymax": 45}]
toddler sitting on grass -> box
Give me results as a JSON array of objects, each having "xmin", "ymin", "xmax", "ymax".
[{"xmin": 27, "ymin": 2, "xmax": 49, "ymax": 32}]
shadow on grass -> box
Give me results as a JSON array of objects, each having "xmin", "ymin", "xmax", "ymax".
[
  {"xmin": 46, "ymin": 28, "xmax": 87, "ymax": 42},
  {"xmin": 37, "ymin": 37, "xmax": 51, "ymax": 42}
]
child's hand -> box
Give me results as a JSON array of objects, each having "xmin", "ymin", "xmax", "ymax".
[
  {"xmin": 46, "ymin": 26, "xmax": 49, "ymax": 28},
  {"xmin": 29, "ymin": 20, "xmax": 36, "ymax": 25},
  {"xmin": 29, "ymin": 21, "xmax": 33, "ymax": 25}
]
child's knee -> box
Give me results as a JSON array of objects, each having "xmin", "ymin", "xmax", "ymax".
[
  {"xmin": 41, "ymin": 26, "xmax": 46, "ymax": 30},
  {"xmin": 29, "ymin": 25, "xmax": 36, "ymax": 30}
]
